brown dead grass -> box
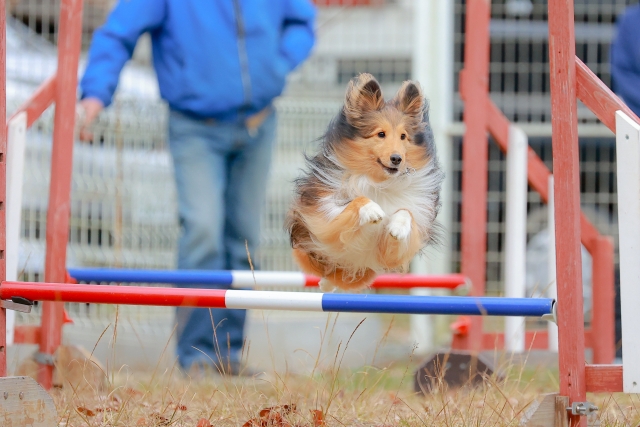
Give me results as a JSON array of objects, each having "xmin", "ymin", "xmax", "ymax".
[{"xmin": 49, "ymin": 344, "xmax": 640, "ymax": 427}]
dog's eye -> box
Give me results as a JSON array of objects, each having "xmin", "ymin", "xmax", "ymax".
[
  {"xmin": 377, "ymin": 132, "xmax": 385, "ymax": 138},
  {"xmin": 401, "ymin": 134, "xmax": 406, "ymax": 140}
]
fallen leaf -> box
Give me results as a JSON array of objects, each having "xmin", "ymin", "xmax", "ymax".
[
  {"xmin": 310, "ymin": 409, "xmax": 325, "ymax": 427},
  {"xmin": 196, "ymin": 418, "xmax": 213, "ymax": 427},
  {"xmin": 124, "ymin": 387, "xmax": 143, "ymax": 397},
  {"xmin": 76, "ymin": 407, "xmax": 96, "ymax": 417},
  {"xmin": 136, "ymin": 418, "xmax": 147, "ymax": 426},
  {"xmin": 243, "ymin": 405, "xmax": 298, "ymax": 427},
  {"xmin": 260, "ymin": 405, "xmax": 296, "ymax": 416},
  {"xmin": 151, "ymin": 412, "xmax": 170, "ymax": 426},
  {"xmin": 388, "ymin": 392, "xmax": 401, "ymax": 405}
]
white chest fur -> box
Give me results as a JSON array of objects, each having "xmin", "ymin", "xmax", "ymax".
[{"xmin": 321, "ymin": 171, "xmax": 439, "ymax": 232}]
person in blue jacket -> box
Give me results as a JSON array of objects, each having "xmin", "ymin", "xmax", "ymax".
[
  {"xmin": 77, "ymin": 0, "xmax": 316, "ymax": 376},
  {"xmin": 611, "ymin": 4, "xmax": 640, "ymax": 117}
]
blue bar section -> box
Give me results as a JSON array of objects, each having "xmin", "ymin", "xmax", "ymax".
[
  {"xmin": 68, "ymin": 268, "xmax": 234, "ymax": 286},
  {"xmin": 321, "ymin": 294, "xmax": 554, "ymax": 317}
]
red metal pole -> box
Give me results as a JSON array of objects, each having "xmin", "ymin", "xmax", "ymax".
[
  {"xmin": 38, "ymin": 0, "xmax": 84, "ymax": 389},
  {"xmin": 304, "ymin": 274, "xmax": 468, "ymax": 289},
  {"xmin": 575, "ymin": 57, "xmax": 640, "ymax": 133},
  {"xmin": 459, "ymin": 0, "xmax": 491, "ymax": 351},
  {"xmin": 590, "ymin": 236, "xmax": 615, "ymax": 364},
  {"xmin": 9, "ymin": 76, "xmax": 57, "ymax": 128},
  {"xmin": 0, "ymin": 0, "xmax": 7, "ymax": 379},
  {"xmin": 2, "ymin": 282, "xmax": 228, "ymax": 308},
  {"xmin": 548, "ymin": 0, "xmax": 587, "ymax": 425}
]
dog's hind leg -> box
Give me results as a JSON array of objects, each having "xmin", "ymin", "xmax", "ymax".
[
  {"xmin": 323, "ymin": 267, "xmax": 377, "ymax": 292},
  {"xmin": 293, "ymin": 248, "xmax": 374, "ymax": 292},
  {"xmin": 292, "ymin": 248, "xmax": 325, "ymax": 277}
]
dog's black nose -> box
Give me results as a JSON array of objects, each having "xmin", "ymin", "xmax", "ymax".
[{"xmin": 390, "ymin": 154, "xmax": 402, "ymax": 166}]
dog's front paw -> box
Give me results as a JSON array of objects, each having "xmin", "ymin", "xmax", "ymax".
[
  {"xmin": 319, "ymin": 278, "xmax": 337, "ymax": 292},
  {"xmin": 359, "ymin": 201, "xmax": 385, "ymax": 226},
  {"xmin": 387, "ymin": 210, "xmax": 412, "ymax": 240}
]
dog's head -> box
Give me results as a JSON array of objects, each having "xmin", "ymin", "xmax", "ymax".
[{"xmin": 331, "ymin": 73, "xmax": 432, "ymax": 183}]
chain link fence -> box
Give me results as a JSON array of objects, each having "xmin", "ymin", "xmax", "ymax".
[{"xmin": 9, "ymin": 1, "xmax": 635, "ymax": 348}]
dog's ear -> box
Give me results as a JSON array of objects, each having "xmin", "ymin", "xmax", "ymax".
[
  {"xmin": 344, "ymin": 73, "xmax": 384, "ymax": 127},
  {"xmin": 393, "ymin": 80, "xmax": 424, "ymax": 121}
]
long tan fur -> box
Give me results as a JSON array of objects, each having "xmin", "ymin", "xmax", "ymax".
[{"xmin": 286, "ymin": 73, "xmax": 444, "ymax": 291}]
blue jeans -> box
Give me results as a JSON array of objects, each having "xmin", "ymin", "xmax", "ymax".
[{"xmin": 168, "ymin": 109, "xmax": 276, "ymax": 370}]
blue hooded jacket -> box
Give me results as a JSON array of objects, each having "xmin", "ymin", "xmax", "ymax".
[
  {"xmin": 80, "ymin": 0, "xmax": 316, "ymax": 121},
  {"xmin": 611, "ymin": 5, "xmax": 640, "ymax": 117}
]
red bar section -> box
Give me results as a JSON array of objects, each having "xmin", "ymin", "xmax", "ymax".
[
  {"xmin": 304, "ymin": 274, "xmax": 468, "ymax": 289},
  {"xmin": 585, "ymin": 364, "xmax": 623, "ymax": 393},
  {"xmin": 459, "ymin": 0, "xmax": 491, "ymax": 352},
  {"xmin": 370, "ymin": 274, "xmax": 468, "ymax": 289},
  {"xmin": 39, "ymin": 0, "xmax": 84, "ymax": 389},
  {"xmin": 1, "ymin": 282, "xmax": 228, "ymax": 308},
  {"xmin": 304, "ymin": 276, "xmax": 321, "ymax": 287},
  {"xmin": 575, "ymin": 57, "xmax": 640, "ymax": 134},
  {"xmin": 9, "ymin": 76, "xmax": 56, "ymax": 128},
  {"xmin": 548, "ymin": 0, "xmax": 587, "ymax": 424}
]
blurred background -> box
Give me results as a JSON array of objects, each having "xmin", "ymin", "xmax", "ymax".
[{"xmin": 7, "ymin": 0, "xmax": 633, "ymax": 371}]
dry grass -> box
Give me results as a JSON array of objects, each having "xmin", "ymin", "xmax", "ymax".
[
  {"xmin": 48, "ymin": 318, "xmax": 640, "ymax": 427},
  {"xmin": 51, "ymin": 358, "xmax": 640, "ymax": 427}
]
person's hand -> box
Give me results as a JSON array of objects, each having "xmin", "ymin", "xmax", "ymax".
[{"xmin": 77, "ymin": 97, "xmax": 104, "ymax": 142}]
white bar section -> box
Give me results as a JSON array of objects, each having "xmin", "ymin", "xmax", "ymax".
[
  {"xmin": 410, "ymin": 0, "xmax": 454, "ymax": 355},
  {"xmin": 410, "ymin": 260, "xmax": 433, "ymax": 356},
  {"xmin": 6, "ymin": 112, "xmax": 27, "ymax": 346},
  {"xmin": 225, "ymin": 290, "xmax": 323, "ymax": 311},
  {"xmin": 231, "ymin": 271, "xmax": 306, "ymax": 288},
  {"xmin": 504, "ymin": 125, "xmax": 528, "ymax": 353},
  {"xmin": 615, "ymin": 110, "xmax": 640, "ymax": 393},
  {"xmin": 547, "ymin": 175, "xmax": 558, "ymax": 351}
]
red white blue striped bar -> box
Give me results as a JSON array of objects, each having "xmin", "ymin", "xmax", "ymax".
[
  {"xmin": 1, "ymin": 282, "xmax": 553, "ymax": 317},
  {"xmin": 67, "ymin": 268, "xmax": 468, "ymax": 290}
]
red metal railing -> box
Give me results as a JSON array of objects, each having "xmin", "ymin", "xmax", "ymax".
[
  {"xmin": 458, "ymin": 0, "xmax": 619, "ymax": 370},
  {"xmin": 8, "ymin": 76, "xmax": 56, "ymax": 128},
  {"xmin": 548, "ymin": 4, "xmax": 588, "ymax": 420},
  {"xmin": 459, "ymin": 0, "xmax": 638, "ymax": 420},
  {"xmin": 3, "ymin": 0, "xmax": 84, "ymax": 389},
  {"xmin": 38, "ymin": 0, "xmax": 84, "ymax": 389}
]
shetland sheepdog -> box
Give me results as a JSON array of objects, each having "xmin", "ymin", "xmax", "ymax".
[{"xmin": 285, "ymin": 73, "xmax": 444, "ymax": 292}]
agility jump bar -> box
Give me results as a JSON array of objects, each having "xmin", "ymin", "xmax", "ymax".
[
  {"xmin": 1, "ymin": 282, "xmax": 553, "ymax": 317},
  {"xmin": 67, "ymin": 268, "xmax": 468, "ymax": 290}
]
